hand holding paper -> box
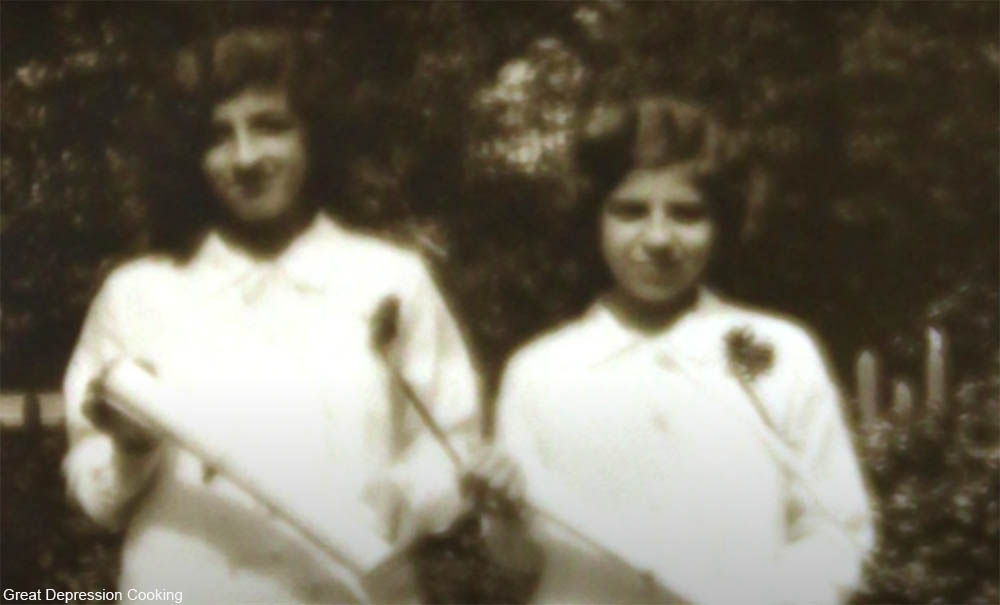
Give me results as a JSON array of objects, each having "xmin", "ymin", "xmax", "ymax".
[
  {"xmin": 89, "ymin": 358, "xmax": 396, "ymax": 602},
  {"xmin": 82, "ymin": 362, "xmax": 161, "ymax": 455}
]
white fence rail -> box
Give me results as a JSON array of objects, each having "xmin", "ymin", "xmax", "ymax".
[
  {"xmin": 1, "ymin": 392, "xmax": 64, "ymax": 428},
  {"xmin": 0, "ymin": 327, "xmax": 950, "ymax": 433}
]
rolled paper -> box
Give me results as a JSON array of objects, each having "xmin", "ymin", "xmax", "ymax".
[
  {"xmin": 925, "ymin": 327, "xmax": 947, "ymax": 416},
  {"xmin": 856, "ymin": 349, "xmax": 879, "ymax": 424},
  {"xmin": 528, "ymin": 512, "xmax": 687, "ymax": 604},
  {"xmin": 101, "ymin": 359, "xmax": 385, "ymax": 602},
  {"xmin": 892, "ymin": 379, "xmax": 914, "ymax": 422},
  {"xmin": 102, "ymin": 360, "xmax": 225, "ymax": 469}
]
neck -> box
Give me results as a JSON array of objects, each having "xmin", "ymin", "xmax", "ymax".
[
  {"xmin": 217, "ymin": 207, "xmax": 316, "ymax": 259},
  {"xmin": 604, "ymin": 286, "xmax": 701, "ymax": 334}
]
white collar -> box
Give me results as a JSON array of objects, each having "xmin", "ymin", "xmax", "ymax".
[
  {"xmin": 584, "ymin": 287, "xmax": 728, "ymax": 367},
  {"xmin": 192, "ymin": 213, "xmax": 344, "ymax": 293}
]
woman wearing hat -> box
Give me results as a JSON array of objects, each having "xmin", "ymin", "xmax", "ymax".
[{"xmin": 491, "ymin": 96, "xmax": 874, "ymax": 604}]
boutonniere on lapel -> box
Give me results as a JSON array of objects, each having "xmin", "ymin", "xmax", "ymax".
[
  {"xmin": 370, "ymin": 294, "xmax": 463, "ymax": 465},
  {"xmin": 725, "ymin": 326, "xmax": 774, "ymax": 381},
  {"xmin": 725, "ymin": 326, "xmax": 777, "ymax": 430},
  {"xmin": 371, "ymin": 295, "xmax": 402, "ymax": 357}
]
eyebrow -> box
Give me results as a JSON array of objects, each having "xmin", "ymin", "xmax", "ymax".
[
  {"xmin": 607, "ymin": 195, "xmax": 703, "ymax": 205},
  {"xmin": 249, "ymin": 109, "xmax": 294, "ymax": 121},
  {"xmin": 606, "ymin": 197, "xmax": 648, "ymax": 205},
  {"xmin": 211, "ymin": 100, "xmax": 293, "ymax": 118}
]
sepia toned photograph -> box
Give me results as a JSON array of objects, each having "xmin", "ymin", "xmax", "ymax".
[{"xmin": 2, "ymin": 2, "xmax": 997, "ymax": 604}]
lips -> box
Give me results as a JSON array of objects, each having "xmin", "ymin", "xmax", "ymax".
[
  {"xmin": 234, "ymin": 168, "xmax": 275, "ymax": 193},
  {"xmin": 232, "ymin": 181, "xmax": 270, "ymax": 200},
  {"xmin": 630, "ymin": 261, "xmax": 681, "ymax": 284},
  {"xmin": 224, "ymin": 170, "xmax": 277, "ymax": 201}
]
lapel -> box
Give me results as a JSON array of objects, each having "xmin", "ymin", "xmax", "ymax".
[
  {"xmin": 190, "ymin": 214, "xmax": 344, "ymax": 300},
  {"xmin": 587, "ymin": 287, "xmax": 727, "ymax": 371}
]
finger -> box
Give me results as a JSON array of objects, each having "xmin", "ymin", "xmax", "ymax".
[
  {"xmin": 406, "ymin": 473, "xmax": 470, "ymax": 537},
  {"xmin": 466, "ymin": 445, "xmax": 497, "ymax": 476},
  {"xmin": 482, "ymin": 452, "xmax": 517, "ymax": 485},
  {"xmin": 491, "ymin": 463, "xmax": 526, "ymax": 505},
  {"xmin": 476, "ymin": 447, "xmax": 513, "ymax": 478},
  {"xmin": 507, "ymin": 471, "xmax": 526, "ymax": 504},
  {"xmin": 487, "ymin": 460, "xmax": 516, "ymax": 491},
  {"xmin": 394, "ymin": 503, "xmax": 419, "ymax": 545},
  {"xmin": 414, "ymin": 493, "xmax": 466, "ymax": 536}
]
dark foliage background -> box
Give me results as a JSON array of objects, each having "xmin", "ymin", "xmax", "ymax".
[{"xmin": 2, "ymin": 2, "xmax": 997, "ymax": 603}]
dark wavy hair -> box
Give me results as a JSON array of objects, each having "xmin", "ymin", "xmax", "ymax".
[
  {"xmin": 572, "ymin": 95, "xmax": 749, "ymax": 287},
  {"xmin": 136, "ymin": 27, "xmax": 354, "ymax": 258}
]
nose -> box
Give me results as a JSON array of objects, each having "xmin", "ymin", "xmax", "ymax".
[
  {"xmin": 233, "ymin": 127, "xmax": 262, "ymax": 170},
  {"xmin": 642, "ymin": 211, "xmax": 676, "ymax": 254}
]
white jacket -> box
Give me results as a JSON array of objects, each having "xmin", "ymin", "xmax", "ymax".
[
  {"xmin": 496, "ymin": 290, "xmax": 874, "ymax": 604},
  {"xmin": 62, "ymin": 214, "xmax": 479, "ymax": 603}
]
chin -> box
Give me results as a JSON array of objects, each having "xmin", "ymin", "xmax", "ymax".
[
  {"xmin": 629, "ymin": 284, "xmax": 696, "ymax": 307},
  {"xmin": 229, "ymin": 202, "xmax": 293, "ymax": 224},
  {"xmin": 238, "ymin": 210, "xmax": 284, "ymax": 224}
]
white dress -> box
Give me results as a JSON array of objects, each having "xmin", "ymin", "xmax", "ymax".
[
  {"xmin": 495, "ymin": 290, "xmax": 874, "ymax": 604},
  {"xmin": 62, "ymin": 214, "xmax": 479, "ymax": 603}
]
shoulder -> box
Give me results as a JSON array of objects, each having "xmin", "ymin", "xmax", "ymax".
[
  {"xmin": 502, "ymin": 309, "xmax": 608, "ymax": 386},
  {"xmin": 338, "ymin": 228, "xmax": 426, "ymax": 275},
  {"xmin": 296, "ymin": 219, "xmax": 431, "ymax": 291},
  {"xmin": 77, "ymin": 254, "xmax": 184, "ymax": 340},
  {"xmin": 93, "ymin": 254, "xmax": 181, "ymax": 310}
]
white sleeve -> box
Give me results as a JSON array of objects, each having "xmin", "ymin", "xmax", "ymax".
[
  {"xmin": 61, "ymin": 268, "xmax": 163, "ymax": 530},
  {"xmin": 377, "ymin": 261, "xmax": 482, "ymax": 533},
  {"xmin": 394, "ymin": 262, "xmax": 481, "ymax": 443},
  {"xmin": 775, "ymin": 334, "xmax": 875, "ymax": 604},
  {"xmin": 493, "ymin": 354, "xmax": 546, "ymax": 472},
  {"xmin": 493, "ymin": 352, "xmax": 585, "ymax": 539}
]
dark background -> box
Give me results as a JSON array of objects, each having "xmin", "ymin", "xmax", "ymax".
[{"xmin": 2, "ymin": 2, "xmax": 997, "ymax": 603}]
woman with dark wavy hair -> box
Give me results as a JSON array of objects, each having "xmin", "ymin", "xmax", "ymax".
[
  {"xmin": 61, "ymin": 27, "xmax": 479, "ymax": 602},
  {"xmin": 492, "ymin": 96, "xmax": 874, "ymax": 603}
]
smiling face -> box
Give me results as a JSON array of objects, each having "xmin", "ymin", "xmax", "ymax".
[
  {"xmin": 202, "ymin": 87, "xmax": 307, "ymax": 225},
  {"xmin": 601, "ymin": 166, "xmax": 715, "ymax": 306}
]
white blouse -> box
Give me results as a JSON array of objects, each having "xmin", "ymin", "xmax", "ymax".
[
  {"xmin": 496, "ymin": 290, "xmax": 874, "ymax": 604},
  {"xmin": 62, "ymin": 214, "xmax": 480, "ymax": 603}
]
